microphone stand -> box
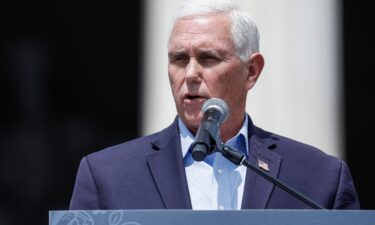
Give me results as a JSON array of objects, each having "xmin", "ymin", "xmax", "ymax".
[{"xmin": 215, "ymin": 140, "xmax": 326, "ymax": 210}]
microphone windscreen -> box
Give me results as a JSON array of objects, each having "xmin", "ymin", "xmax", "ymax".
[{"xmin": 202, "ymin": 98, "xmax": 229, "ymax": 123}]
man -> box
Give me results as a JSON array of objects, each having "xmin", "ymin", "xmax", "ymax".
[{"xmin": 70, "ymin": 0, "xmax": 360, "ymax": 210}]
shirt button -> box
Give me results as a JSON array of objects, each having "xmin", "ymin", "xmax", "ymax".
[
  {"xmin": 218, "ymin": 205, "xmax": 225, "ymax": 210},
  {"xmin": 217, "ymin": 168, "xmax": 223, "ymax": 174}
]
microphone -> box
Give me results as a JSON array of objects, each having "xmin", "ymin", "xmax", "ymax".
[{"xmin": 191, "ymin": 98, "xmax": 229, "ymax": 162}]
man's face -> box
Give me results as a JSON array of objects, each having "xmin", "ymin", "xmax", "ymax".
[{"xmin": 168, "ymin": 14, "xmax": 252, "ymax": 133}]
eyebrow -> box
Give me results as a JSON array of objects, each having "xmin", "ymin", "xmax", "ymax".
[
  {"xmin": 168, "ymin": 51, "xmax": 188, "ymax": 59},
  {"xmin": 197, "ymin": 50, "xmax": 222, "ymax": 58},
  {"xmin": 168, "ymin": 49, "xmax": 226, "ymax": 59}
]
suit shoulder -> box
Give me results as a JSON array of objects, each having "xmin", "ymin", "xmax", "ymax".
[
  {"xmin": 84, "ymin": 130, "xmax": 162, "ymax": 165},
  {"xmin": 83, "ymin": 119, "xmax": 178, "ymax": 165},
  {"xmin": 254, "ymin": 126, "xmax": 341, "ymax": 164}
]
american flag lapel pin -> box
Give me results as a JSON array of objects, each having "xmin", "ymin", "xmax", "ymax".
[{"xmin": 258, "ymin": 159, "xmax": 269, "ymax": 172}]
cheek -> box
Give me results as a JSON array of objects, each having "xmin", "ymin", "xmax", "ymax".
[
  {"xmin": 216, "ymin": 72, "xmax": 241, "ymax": 91},
  {"xmin": 168, "ymin": 68, "xmax": 184, "ymax": 94},
  {"xmin": 210, "ymin": 68, "xmax": 248, "ymax": 98},
  {"xmin": 168, "ymin": 74, "xmax": 175, "ymax": 89},
  {"xmin": 168, "ymin": 66, "xmax": 177, "ymax": 84}
]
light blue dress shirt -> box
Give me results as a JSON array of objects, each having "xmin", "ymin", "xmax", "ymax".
[{"xmin": 178, "ymin": 116, "xmax": 249, "ymax": 210}]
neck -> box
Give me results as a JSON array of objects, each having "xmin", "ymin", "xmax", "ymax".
[{"xmin": 220, "ymin": 112, "xmax": 246, "ymax": 143}]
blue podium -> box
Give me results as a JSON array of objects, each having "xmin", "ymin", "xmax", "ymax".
[{"xmin": 50, "ymin": 210, "xmax": 375, "ymax": 225}]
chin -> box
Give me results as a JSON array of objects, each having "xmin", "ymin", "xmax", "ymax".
[{"xmin": 181, "ymin": 114, "xmax": 201, "ymax": 132}]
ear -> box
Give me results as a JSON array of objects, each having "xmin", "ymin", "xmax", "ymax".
[{"xmin": 245, "ymin": 53, "xmax": 264, "ymax": 91}]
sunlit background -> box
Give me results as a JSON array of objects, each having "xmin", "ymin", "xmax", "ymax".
[{"xmin": 1, "ymin": 1, "xmax": 374, "ymax": 225}]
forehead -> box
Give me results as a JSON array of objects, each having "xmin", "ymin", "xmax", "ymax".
[{"xmin": 168, "ymin": 14, "xmax": 234, "ymax": 51}]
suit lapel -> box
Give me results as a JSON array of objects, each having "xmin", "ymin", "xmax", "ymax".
[
  {"xmin": 146, "ymin": 118, "xmax": 192, "ymax": 209},
  {"xmin": 241, "ymin": 119, "xmax": 282, "ymax": 209},
  {"xmin": 145, "ymin": 116, "xmax": 282, "ymax": 209}
]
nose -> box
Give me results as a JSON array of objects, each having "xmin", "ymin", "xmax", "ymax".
[{"xmin": 185, "ymin": 58, "xmax": 202, "ymax": 83}]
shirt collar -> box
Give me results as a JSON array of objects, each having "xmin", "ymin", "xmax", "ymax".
[{"xmin": 178, "ymin": 115, "xmax": 249, "ymax": 158}]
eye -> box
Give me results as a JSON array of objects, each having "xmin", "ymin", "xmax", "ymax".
[
  {"xmin": 174, "ymin": 55, "xmax": 188, "ymax": 62},
  {"xmin": 169, "ymin": 54, "xmax": 189, "ymax": 65},
  {"xmin": 202, "ymin": 55, "xmax": 218, "ymax": 61},
  {"xmin": 199, "ymin": 54, "xmax": 220, "ymax": 66}
]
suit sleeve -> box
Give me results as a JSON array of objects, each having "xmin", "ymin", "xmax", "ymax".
[
  {"xmin": 333, "ymin": 160, "xmax": 360, "ymax": 209},
  {"xmin": 69, "ymin": 157, "xmax": 102, "ymax": 209}
]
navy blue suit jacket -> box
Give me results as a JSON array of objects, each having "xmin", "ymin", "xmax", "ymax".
[{"xmin": 69, "ymin": 117, "xmax": 360, "ymax": 209}]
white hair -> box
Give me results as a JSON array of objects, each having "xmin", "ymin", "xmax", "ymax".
[{"xmin": 168, "ymin": 0, "xmax": 260, "ymax": 62}]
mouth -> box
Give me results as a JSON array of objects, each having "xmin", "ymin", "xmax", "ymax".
[{"xmin": 183, "ymin": 94, "xmax": 207, "ymax": 104}]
